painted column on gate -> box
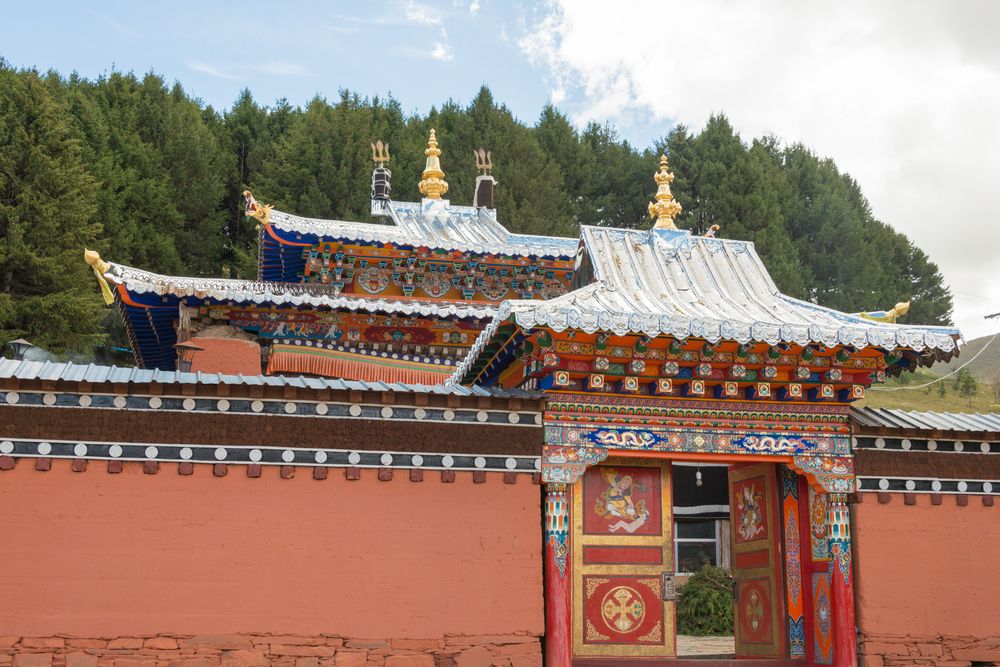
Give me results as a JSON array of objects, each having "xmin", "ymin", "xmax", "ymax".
[
  {"xmin": 828, "ymin": 492, "xmax": 858, "ymax": 667},
  {"xmin": 544, "ymin": 483, "xmax": 571, "ymax": 667}
]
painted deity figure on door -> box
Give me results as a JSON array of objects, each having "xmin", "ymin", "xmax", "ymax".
[{"xmin": 594, "ymin": 468, "xmax": 650, "ymax": 534}]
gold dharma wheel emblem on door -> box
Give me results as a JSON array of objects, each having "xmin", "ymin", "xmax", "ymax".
[{"xmin": 601, "ymin": 586, "xmax": 645, "ymax": 633}]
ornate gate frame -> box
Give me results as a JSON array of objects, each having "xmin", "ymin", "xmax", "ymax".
[{"xmin": 540, "ymin": 393, "xmax": 857, "ymax": 667}]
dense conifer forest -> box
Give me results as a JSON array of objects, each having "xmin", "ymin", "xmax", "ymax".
[{"xmin": 0, "ymin": 62, "xmax": 953, "ymax": 359}]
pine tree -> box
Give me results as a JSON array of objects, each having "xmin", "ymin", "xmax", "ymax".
[{"xmin": 0, "ymin": 63, "xmax": 105, "ymax": 354}]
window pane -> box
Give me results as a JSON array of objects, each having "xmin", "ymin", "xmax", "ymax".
[
  {"xmin": 676, "ymin": 520, "xmax": 715, "ymax": 539},
  {"xmin": 677, "ymin": 542, "xmax": 717, "ymax": 573}
]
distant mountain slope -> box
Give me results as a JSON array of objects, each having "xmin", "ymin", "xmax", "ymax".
[{"xmin": 940, "ymin": 333, "xmax": 1000, "ymax": 382}]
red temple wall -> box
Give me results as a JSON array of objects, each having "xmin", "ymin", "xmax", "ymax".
[
  {"xmin": 0, "ymin": 460, "xmax": 543, "ymax": 667},
  {"xmin": 853, "ymin": 493, "xmax": 1000, "ymax": 665}
]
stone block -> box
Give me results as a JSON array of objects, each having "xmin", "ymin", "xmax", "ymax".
[
  {"xmin": 181, "ymin": 637, "xmax": 253, "ymax": 651},
  {"xmin": 385, "ymin": 657, "xmax": 433, "ymax": 667},
  {"xmin": 915, "ymin": 643, "xmax": 942, "ymax": 658},
  {"xmin": 107, "ymin": 638, "xmax": 144, "ymax": 650},
  {"xmin": 112, "ymin": 660, "xmax": 156, "ymax": 667},
  {"xmin": 490, "ymin": 643, "xmax": 537, "ymax": 656},
  {"xmin": 21, "ymin": 639, "xmax": 64, "ymax": 649},
  {"xmin": 863, "ymin": 642, "xmax": 910, "ymax": 656},
  {"xmin": 66, "ymin": 640, "xmax": 107, "ymax": 649},
  {"xmin": 161, "ymin": 659, "xmax": 220, "ymax": 667},
  {"xmin": 13, "ymin": 655, "xmax": 52, "ymax": 667},
  {"xmin": 389, "ymin": 640, "xmax": 441, "ymax": 652},
  {"xmin": 0, "ymin": 638, "xmax": 20, "ymax": 649},
  {"xmin": 66, "ymin": 653, "xmax": 99, "ymax": 667},
  {"xmin": 220, "ymin": 651, "xmax": 268, "ymax": 667},
  {"xmin": 295, "ymin": 659, "xmax": 319, "ymax": 667},
  {"xmin": 951, "ymin": 647, "xmax": 1000, "ymax": 661},
  {"xmin": 344, "ymin": 641, "xmax": 387, "ymax": 650},
  {"xmin": 454, "ymin": 647, "xmax": 491, "ymax": 667},
  {"xmin": 256, "ymin": 638, "xmax": 326, "ymax": 647},
  {"xmin": 508, "ymin": 656, "xmax": 541, "ymax": 667},
  {"xmin": 144, "ymin": 638, "xmax": 179, "ymax": 651},
  {"xmin": 268, "ymin": 647, "xmax": 333, "ymax": 658},
  {"xmin": 333, "ymin": 653, "xmax": 366, "ymax": 667},
  {"xmin": 860, "ymin": 654, "xmax": 884, "ymax": 667}
]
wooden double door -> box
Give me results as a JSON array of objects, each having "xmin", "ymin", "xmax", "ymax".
[{"xmin": 571, "ymin": 460, "xmax": 789, "ymax": 662}]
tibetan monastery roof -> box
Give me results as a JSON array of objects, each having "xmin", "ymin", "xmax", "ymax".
[
  {"xmin": 451, "ymin": 226, "xmax": 961, "ymax": 382},
  {"xmin": 103, "ymin": 261, "xmax": 497, "ymax": 320},
  {"xmin": 851, "ymin": 406, "xmax": 1000, "ymax": 434},
  {"xmin": 0, "ymin": 358, "xmax": 539, "ymax": 398},
  {"xmin": 267, "ymin": 198, "xmax": 579, "ymax": 259}
]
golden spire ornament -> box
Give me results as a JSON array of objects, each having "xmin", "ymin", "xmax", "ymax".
[
  {"xmin": 648, "ymin": 154, "xmax": 682, "ymax": 230},
  {"xmin": 418, "ymin": 129, "xmax": 449, "ymax": 199}
]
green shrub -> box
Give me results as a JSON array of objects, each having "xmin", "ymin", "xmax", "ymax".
[{"xmin": 676, "ymin": 565, "xmax": 734, "ymax": 636}]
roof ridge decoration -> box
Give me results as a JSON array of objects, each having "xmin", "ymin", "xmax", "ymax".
[
  {"xmin": 243, "ymin": 190, "xmax": 273, "ymax": 225},
  {"xmin": 648, "ymin": 154, "xmax": 683, "ymax": 230},
  {"xmin": 97, "ymin": 260, "xmax": 498, "ymax": 320},
  {"xmin": 418, "ymin": 129, "xmax": 449, "ymax": 200},
  {"xmin": 371, "ymin": 139, "xmax": 390, "ymax": 167},
  {"xmin": 83, "ymin": 249, "xmax": 115, "ymax": 305},
  {"xmin": 447, "ymin": 227, "xmax": 961, "ymax": 384}
]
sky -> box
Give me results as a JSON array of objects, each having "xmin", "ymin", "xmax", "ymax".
[{"xmin": 3, "ymin": 0, "xmax": 999, "ymax": 339}]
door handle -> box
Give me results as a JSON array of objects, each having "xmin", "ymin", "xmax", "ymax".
[{"xmin": 661, "ymin": 572, "xmax": 676, "ymax": 601}]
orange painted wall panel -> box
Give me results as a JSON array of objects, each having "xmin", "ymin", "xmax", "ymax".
[
  {"xmin": 0, "ymin": 461, "xmax": 543, "ymax": 638},
  {"xmin": 853, "ymin": 494, "xmax": 1000, "ymax": 637}
]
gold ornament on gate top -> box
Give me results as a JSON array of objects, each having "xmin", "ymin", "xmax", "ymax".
[
  {"xmin": 371, "ymin": 139, "xmax": 390, "ymax": 166},
  {"xmin": 648, "ymin": 154, "xmax": 682, "ymax": 230},
  {"xmin": 418, "ymin": 129, "xmax": 449, "ymax": 199}
]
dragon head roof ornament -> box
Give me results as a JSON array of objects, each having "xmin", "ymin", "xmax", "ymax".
[
  {"xmin": 648, "ymin": 154, "xmax": 683, "ymax": 230},
  {"xmin": 418, "ymin": 129, "xmax": 449, "ymax": 200}
]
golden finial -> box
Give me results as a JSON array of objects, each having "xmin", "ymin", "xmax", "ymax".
[
  {"xmin": 242, "ymin": 190, "xmax": 272, "ymax": 225},
  {"xmin": 474, "ymin": 148, "xmax": 492, "ymax": 174},
  {"xmin": 418, "ymin": 129, "xmax": 449, "ymax": 200},
  {"xmin": 857, "ymin": 301, "xmax": 911, "ymax": 323},
  {"xmin": 648, "ymin": 154, "xmax": 682, "ymax": 230},
  {"xmin": 84, "ymin": 249, "xmax": 115, "ymax": 305},
  {"xmin": 371, "ymin": 140, "xmax": 390, "ymax": 167}
]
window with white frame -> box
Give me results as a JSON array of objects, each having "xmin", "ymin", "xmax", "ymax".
[{"xmin": 675, "ymin": 519, "xmax": 728, "ymax": 574}]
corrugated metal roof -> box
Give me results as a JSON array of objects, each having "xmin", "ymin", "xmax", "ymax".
[
  {"xmin": 452, "ymin": 226, "xmax": 962, "ymax": 383},
  {"xmin": 266, "ymin": 199, "xmax": 578, "ymax": 258},
  {"xmin": 0, "ymin": 359, "xmax": 541, "ymax": 399},
  {"xmin": 851, "ymin": 406, "xmax": 1000, "ymax": 433}
]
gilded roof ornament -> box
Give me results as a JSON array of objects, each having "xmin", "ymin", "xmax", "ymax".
[
  {"xmin": 418, "ymin": 129, "xmax": 449, "ymax": 200},
  {"xmin": 371, "ymin": 140, "xmax": 390, "ymax": 167},
  {"xmin": 474, "ymin": 148, "xmax": 492, "ymax": 174},
  {"xmin": 857, "ymin": 301, "xmax": 911, "ymax": 323},
  {"xmin": 648, "ymin": 154, "xmax": 682, "ymax": 230},
  {"xmin": 243, "ymin": 190, "xmax": 272, "ymax": 225},
  {"xmin": 83, "ymin": 249, "xmax": 115, "ymax": 305}
]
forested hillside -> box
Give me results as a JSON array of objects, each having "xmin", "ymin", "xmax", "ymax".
[{"xmin": 0, "ymin": 62, "xmax": 953, "ymax": 359}]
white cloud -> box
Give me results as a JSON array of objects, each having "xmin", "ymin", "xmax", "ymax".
[
  {"xmin": 403, "ymin": 0, "xmax": 446, "ymax": 32},
  {"xmin": 431, "ymin": 42, "xmax": 454, "ymax": 62},
  {"xmin": 520, "ymin": 0, "xmax": 1000, "ymax": 339},
  {"xmin": 186, "ymin": 61, "xmax": 240, "ymax": 81},
  {"xmin": 470, "ymin": 0, "xmax": 481, "ymax": 16}
]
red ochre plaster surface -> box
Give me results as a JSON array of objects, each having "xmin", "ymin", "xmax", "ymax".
[
  {"xmin": 187, "ymin": 337, "xmax": 262, "ymax": 375},
  {"xmin": 854, "ymin": 493, "xmax": 1000, "ymax": 664},
  {"xmin": 0, "ymin": 460, "xmax": 543, "ymax": 641}
]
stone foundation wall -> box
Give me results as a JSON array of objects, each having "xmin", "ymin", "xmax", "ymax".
[
  {"xmin": 860, "ymin": 634, "xmax": 1000, "ymax": 666},
  {"xmin": 0, "ymin": 634, "xmax": 541, "ymax": 667}
]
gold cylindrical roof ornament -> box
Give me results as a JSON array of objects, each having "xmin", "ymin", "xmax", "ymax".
[
  {"xmin": 418, "ymin": 129, "xmax": 449, "ymax": 200},
  {"xmin": 648, "ymin": 154, "xmax": 682, "ymax": 229}
]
